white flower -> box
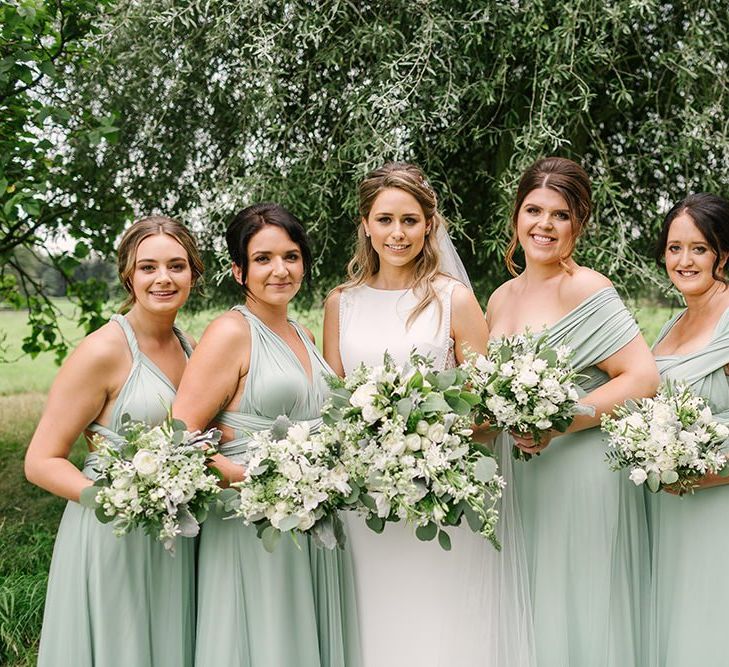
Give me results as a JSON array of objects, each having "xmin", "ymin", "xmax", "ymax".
[
  {"xmin": 416, "ymin": 420, "xmax": 430, "ymax": 435},
  {"xmin": 475, "ymin": 355, "xmax": 496, "ymax": 374},
  {"xmin": 288, "ymin": 421, "xmax": 310, "ymax": 444},
  {"xmin": 628, "ymin": 468, "xmax": 648, "ymax": 485},
  {"xmin": 534, "ymin": 419, "xmax": 552, "ymax": 430},
  {"xmin": 427, "ymin": 423, "xmax": 446, "ymax": 443},
  {"xmin": 362, "ymin": 404, "xmax": 384, "ymax": 424},
  {"xmin": 132, "ymin": 450, "xmax": 160, "ymax": 477},
  {"xmin": 297, "ymin": 513, "xmax": 315, "ymax": 531},
  {"xmin": 405, "ymin": 433, "xmax": 422, "ymax": 451},
  {"xmin": 350, "ymin": 382, "xmax": 377, "ymax": 408}
]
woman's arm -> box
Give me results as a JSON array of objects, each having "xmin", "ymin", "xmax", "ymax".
[
  {"xmin": 513, "ymin": 335, "xmax": 660, "ymax": 455},
  {"xmin": 172, "ymin": 313, "xmax": 249, "ymax": 485},
  {"xmin": 323, "ymin": 289, "xmax": 345, "ymax": 378},
  {"xmin": 451, "ymin": 283, "xmax": 489, "ymax": 361},
  {"xmin": 24, "ymin": 327, "xmax": 126, "ymax": 502}
]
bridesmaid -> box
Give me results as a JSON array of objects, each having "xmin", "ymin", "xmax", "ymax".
[
  {"xmin": 649, "ymin": 193, "xmax": 729, "ymax": 667},
  {"xmin": 172, "ymin": 203, "xmax": 360, "ymax": 667},
  {"xmin": 323, "ymin": 162, "xmax": 535, "ymax": 667},
  {"xmin": 486, "ymin": 157, "xmax": 659, "ymax": 667},
  {"xmin": 25, "ymin": 216, "xmax": 203, "ymax": 667}
]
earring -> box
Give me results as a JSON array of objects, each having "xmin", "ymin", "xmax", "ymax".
[{"xmin": 365, "ymin": 232, "xmax": 370, "ymax": 238}]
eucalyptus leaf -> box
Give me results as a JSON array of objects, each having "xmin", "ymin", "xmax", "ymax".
[
  {"xmin": 365, "ymin": 515, "xmax": 385, "ymax": 533},
  {"xmin": 360, "ymin": 493, "xmax": 377, "ymax": 511},
  {"xmin": 261, "ymin": 526, "xmax": 281, "ymax": 552},
  {"xmin": 421, "ymin": 393, "xmax": 451, "ymax": 414},
  {"xmin": 415, "ymin": 521, "xmax": 437, "ymax": 541},
  {"xmin": 438, "ymin": 530, "xmax": 452, "ymax": 551},
  {"xmin": 95, "ymin": 507, "xmax": 113, "ymax": 524},
  {"xmin": 647, "ymin": 471, "xmax": 661, "ymax": 493},
  {"xmin": 79, "ymin": 485, "xmax": 100, "ymax": 509},
  {"xmin": 436, "ymin": 368, "xmax": 458, "ymax": 390},
  {"xmin": 396, "ymin": 397, "xmax": 413, "ymax": 420},
  {"xmin": 277, "ymin": 514, "xmax": 301, "ymax": 532},
  {"xmin": 474, "ymin": 456, "xmax": 498, "ymax": 482}
]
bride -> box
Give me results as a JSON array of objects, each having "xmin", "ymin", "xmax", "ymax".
[{"xmin": 323, "ymin": 162, "xmax": 535, "ymax": 666}]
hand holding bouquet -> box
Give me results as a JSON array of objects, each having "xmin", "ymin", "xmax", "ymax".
[
  {"xmin": 322, "ymin": 352, "xmax": 504, "ymax": 550},
  {"xmin": 466, "ymin": 331, "xmax": 590, "ymax": 460},
  {"xmin": 602, "ymin": 381, "xmax": 729, "ymax": 495},
  {"xmin": 80, "ymin": 415, "xmax": 222, "ymax": 554},
  {"xmin": 227, "ymin": 416, "xmax": 354, "ymax": 551}
]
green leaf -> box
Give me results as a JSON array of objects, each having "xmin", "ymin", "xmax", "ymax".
[
  {"xmin": 647, "ymin": 471, "xmax": 661, "ymax": 493},
  {"xmin": 396, "ymin": 397, "xmax": 413, "ymax": 420},
  {"xmin": 95, "ymin": 507, "xmax": 113, "ymax": 524},
  {"xmin": 170, "ymin": 418, "xmax": 187, "ymax": 432},
  {"xmin": 438, "ymin": 529, "xmax": 452, "ymax": 551},
  {"xmin": 261, "ymin": 525, "xmax": 281, "ymax": 552},
  {"xmin": 79, "ymin": 485, "xmax": 100, "ymax": 509},
  {"xmin": 420, "ymin": 393, "xmax": 451, "ymax": 414},
  {"xmin": 343, "ymin": 483, "xmax": 360, "ymax": 504},
  {"xmin": 277, "ymin": 514, "xmax": 300, "ymax": 532},
  {"xmin": 444, "ymin": 394, "xmax": 471, "ymax": 416},
  {"xmin": 360, "ymin": 493, "xmax": 377, "ymax": 511},
  {"xmin": 415, "ymin": 521, "xmax": 437, "ymax": 541},
  {"xmin": 463, "ymin": 503, "xmax": 483, "ymax": 532},
  {"xmin": 474, "ymin": 456, "xmax": 498, "ymax": 482},
  {"xmin": 537, "ymin": 347, "xmax": 558, "ymax": 365},
  {"xmin": 436, "ymin": 368, "xmax": 458, "ymax": 390},
  {"xmin": 365, "ymin": 515, "xmax": 385, "ymax": 533}
]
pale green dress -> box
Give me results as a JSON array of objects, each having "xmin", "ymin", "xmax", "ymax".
[
  {"xmin": 513, "ymin": 287, "xmax": 651, "ymax": 667},
  {"xmin": 649, "ymin": 307, "xmax": 729, "ymax": 667},
  {"xmin": 194, "ymin": 305, "xmax": 361, "ymax": 667},
  {"xmin": 37, "ymin": 314, "xmax": 196, "ymax": 667}
]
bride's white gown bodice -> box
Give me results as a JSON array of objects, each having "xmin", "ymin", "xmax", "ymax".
[{"xmin": 338, "ymin": 280, "xmax": 534, "ymax": 667}]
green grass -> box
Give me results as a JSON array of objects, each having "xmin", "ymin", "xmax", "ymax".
[{"xmin": 0, "ymin": 299, "xmax": 676, "ymax": 664}]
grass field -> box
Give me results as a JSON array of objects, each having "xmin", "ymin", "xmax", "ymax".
[{"xmin": 0, "ymin": 299, "xmax": 676, "ymax": 664}]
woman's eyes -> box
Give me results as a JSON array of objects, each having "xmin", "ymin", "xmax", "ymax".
[
  {"xmin": 667, "ymin": 244, "xmax": 708, "ymax": 254},
  {"xmin": 286, "ymin": 253, "xmax": 300, "ymax": 261},
  {"xmin": 555, "ymin": 211, "xmax": 570, "ymax": 221}
]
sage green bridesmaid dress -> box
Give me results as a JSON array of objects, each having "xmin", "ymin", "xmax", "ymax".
[
  {"xmin": 513, "ymin": 287, "xmax": 651, "ymax": 667},
  {"xmin": 194, "ymin": 305, "xmax": 360, "ymax": 667},
  {"xmin": 37, "ymin": 315, "xmax": 196, "ymax": 667},
  {"xmin": 649, "ymin": 307, "xmax": 729, "ymax": 667}
]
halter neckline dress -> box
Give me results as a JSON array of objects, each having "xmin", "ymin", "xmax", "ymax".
[
  {"xmin": 38, "ymin": 314, "xmax": 196, "ymax": 667},
  {"xmin": 193, "ymin": 305, "xmax": 361, "ymax": 667}
]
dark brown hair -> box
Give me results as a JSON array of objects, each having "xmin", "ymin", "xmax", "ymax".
[
  {"xmin": 655, "ymin": 193, "xmax": 729, "ymax": 282},
  {"xmin": 225, "ymin": 202, "xmax": 312, "ymax": 299},
  {"xmin": 117, "ymin": 215, "xmax": 204, "ymax": 313},
  {"xmin": 505, "ymin": 157, "xmax": 592, "ymax": 276}
]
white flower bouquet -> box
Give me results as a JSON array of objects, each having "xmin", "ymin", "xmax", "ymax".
[
  {"xmin": 602, "ymin": 381, "xmax": 729, "ymax": 495},
  {"xmin": 322, "ymin": 352, "xmax": 504, "ymax": 550},
  {"xmin": 226, "ymin": 416, "xmax": 354, "ymax": 551},
  {"xmin": 80, "ymin": 414, "xmax": 222, "ymax": 553},
  {"xmin": 466, "ymin": 331, "xmax": 589, "ymax": 460}
]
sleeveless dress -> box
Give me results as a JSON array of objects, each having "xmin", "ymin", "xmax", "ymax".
[
  {"xmin": 37, "ymin": 314, "xmax": 196, "ymax": 667},
  {"xmin": 648, "ymin": 307, "xmax": 729, "ymax": 667},
  {"xmin": 339, "ymin": 281, "xmax": 535, "ymax": 667},
  {"xmin": 193, "ymin": 305, "xmax": 360, "ymax": 667},
  {"xmin": 511, "ymin": 287, "xmax": 651, "ymax": 667}
]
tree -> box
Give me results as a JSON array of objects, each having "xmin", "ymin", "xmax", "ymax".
[
  {"xmin": 1, "ymin": 0, "xmax": 123, "ymax": 362},
  {"xmin": 64, "ymin": 0, "xmax": 728, "ymax": 301}
]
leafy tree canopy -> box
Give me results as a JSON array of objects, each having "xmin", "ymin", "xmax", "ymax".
[{"xmin": 4, "ymin": 0, "xmax": 729, "ymax": 358}]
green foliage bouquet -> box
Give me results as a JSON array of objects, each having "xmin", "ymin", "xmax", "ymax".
[
  {"xmin": 321, "ymin": 352, "xmax": 504, "ymax": 550},
  {"xmin": 80, "ymin": 415, "xmax": 222, "ymax": 554}
]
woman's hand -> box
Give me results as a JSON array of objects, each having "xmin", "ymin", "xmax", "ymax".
[
  {"xmin": 210, "ymin": 453, "xmax": 245, "ymax": 488},
  {"xmin": 510, "ymin": 430, "xmax": 556, "ymax": 455}
]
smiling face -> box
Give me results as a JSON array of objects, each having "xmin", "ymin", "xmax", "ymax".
[
  {"xmin": 234, "ymin": 224, "xmax": 304, "ymax": 307},
  {"xmin": 362, "ymin": 187, "xmax": 430, "ymax": 270},
  {"xmin": 129, "ymin": 233, "xmax": 193, "ymax": 314},
  {"xmin": 664, "ymin": 212, "xmax": 724, "ymax": 297},
  {"xmin": 516, "ymin": 187, "xmax": 575, "ymax": 266}
]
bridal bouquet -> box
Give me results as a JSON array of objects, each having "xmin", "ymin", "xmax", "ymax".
[
  {"xmin": 80, "ymin": 415, "xmax": 222, "ymax": 554},
  {"xmin": 321, "ymin": 352, "xmax": 504, "ymax": 550},
  {"xmin": 465, "ymin": 331, "xmax": 588, "ymax": 460},
  {"xmin": 227, "ymin": 416, "xmax": 354, "ymax": 551},
  {"xmin": 602, "ymin": 381, "xmax": 729, "ymax": 495}
]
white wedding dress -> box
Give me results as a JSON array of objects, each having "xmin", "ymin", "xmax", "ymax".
[{"xmin": 339, "ymin": 280, "xmax": 536, "ymax": 667}]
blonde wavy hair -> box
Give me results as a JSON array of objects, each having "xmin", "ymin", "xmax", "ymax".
[
  {"xmin": 117, "ymin": 215, "xmax": 204, "ymax": 313},
  {"xmin": 340, "ymin": 162, "xmax": 448, "ymax": 327}
]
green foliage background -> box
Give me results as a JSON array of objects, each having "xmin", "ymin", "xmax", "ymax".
[{"xmin": 3, "ymin": 0, "xmax": 729, "ymax": 351}]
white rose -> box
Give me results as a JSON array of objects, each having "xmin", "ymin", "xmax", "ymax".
[
  {"xmin": 350, "ymin": 382, "xmax": 377, "ymax": 408},
  {"xmin": 383, "ymin": 433, "xmax": 407, "ymax": 456},
  {"xmin": 517, "ymin": 368, "xmax": 540, "ymax": 388},
  {"xmin": 132, "ymin": 450, "xmax": 160, "ymax": 477},
  {"xmin": 427, "ymin": 423, "xmax": 446, "ymax": 443},
  {"xmin": 112, "ymin": 474, "xmax": 132, "ymax": 490},
  {"xmin": 362, "ymin": 404, "xmax": 384, "ymax": 424},
  {"xmin": 297, "ymin": 513, "xmax": 315, "ymax": 531},
  {"xmin": 628, "ymin": 468, "xmax": 648, "ymax": 485},
  {"xmin": 405, "ymin": 433, "xmax": 422, "ymax": 451},
  {"xmin": 281, "ymin": 460, "xmax": 303, "ymax": 482},
  {"xmin": 531, "ymin": 359, "xmax": 548, "ymax": 374},
  {"xmin": 535, "ymin": 419, "xmax": 552, "ymax": 430},
  {"xmin": 652, "ymin": 403, "xmax": 675, "ymax": 426},
  {"xmin": 500, "ymin": 362, "xmax": 515, "ymax": 377},
  {"xmin": 416, "ymin": 420, "xmax": 430, "ymax": 435},
  {"xmin": 288, "ymin": 421, "xmax": 310, "ymax": 444},
  {"xmin": 475, "ymin": 356, "xmax": 496, "ymax": 374}
]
